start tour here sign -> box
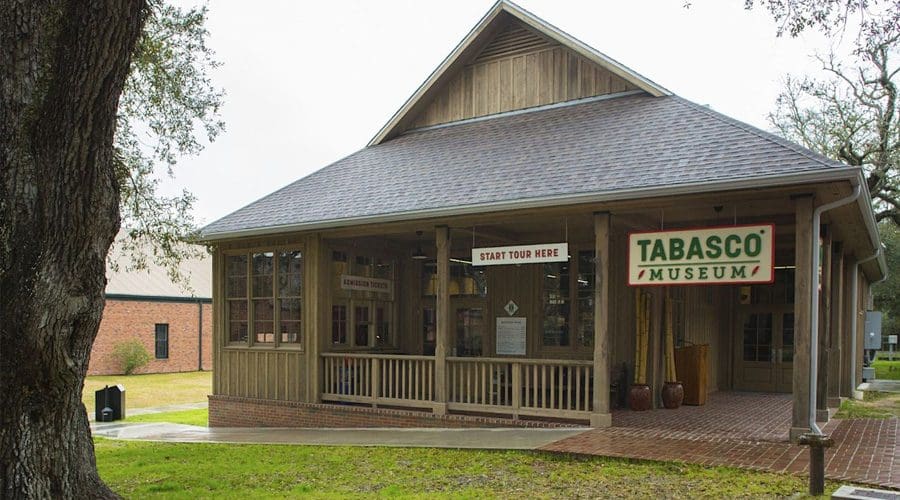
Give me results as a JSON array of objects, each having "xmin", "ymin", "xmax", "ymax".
[
  {"xmin": 628, "ymin": 224, "xmax": 775, "ymax": 286},
  {"xmin": 472, "ymin": 242, "xmax": 568, "ymax": 266}
]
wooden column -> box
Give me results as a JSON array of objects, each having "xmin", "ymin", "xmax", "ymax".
[
  {"xmin": 305, "ymin": 233, "xmax": 323, "ymax": 403},
  {"xmin": 791, "ymin": 195, "xmax": 813, "ymax": 442},
  {"xmin": 591, "ymin": 212, "xmax": 612, "ymax": 427},
  {"xmin": 827, "ymin": 242, "xmax": 843, "ymax": 407},
  {"xmin": 840, "ymin": 257, "xmax": 856, "ymax": 397},
  {"xmin": 816, "ymin": 227, "xmax": 831, "ymax": 422},
  {"xmin": 433, "ymin": 225, "xmax": 450, "ymax": 414}
]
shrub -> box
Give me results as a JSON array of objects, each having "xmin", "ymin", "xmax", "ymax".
[{"xmin": 111, "ymin": 339, "xmax": 151, "ymax": 375}]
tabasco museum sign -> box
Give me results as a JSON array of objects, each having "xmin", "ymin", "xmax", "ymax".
[
  {"xmin": 628, "ymin": 224, "xmax": 774, "ymax": 286},
  {"xmin": 472, "ymin": 243, "xmax": 568, "ymax": 266},
  {"xmin": 340, "ymin": 274, "xmax": 392, "ymax": 294}
]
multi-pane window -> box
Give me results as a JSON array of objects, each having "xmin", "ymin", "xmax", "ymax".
[
  {"xmin": 575, "ymin": 251, "xmax": 595, "ymax": 347},
  {"xmin": 742, "ymin": 313, "xmax": 773, "ymax": 362},
  {"xmin": 542, "ymin": 250, "xmax": 598, "ymax": 350},
  {"xmin": 542, "ymin": 262, "xmax": 570, "ymax": 346},
  {"xmin": 225, "ymin": 249, "xmax": 303, "ymax": 347},
  {"xmin": 226, "ymin": 255, "xmax": 248, "ymax": 343},
  {"xmin": 252, "ymin": 252, "xmax": 275, "ymax": 344},
  {"xmin": 155, "ymin": 323, "xmax": 169, "ymax": 359},
  {"xmin": 279, "ymin": 250, "xmax": 302, "ymax": 344}
]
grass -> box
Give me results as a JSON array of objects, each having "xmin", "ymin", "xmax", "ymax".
[
  {"xmin": 835, "ymin": 391, "xmax": 900, "ymax": 419},
  {"xmin": 83, "ymin": 371, "xmax": 211, "ymax": 410},
  {"xmin": 126, "ymin": 408, "xmax": 208, "ymax": 427},
  {"xmin": 872, "ymin": 358, "xmax": 900, "ymax": 380},
  {"xmin": 94, "ymin": 438, "xmax": 837, "ymax": 498}
]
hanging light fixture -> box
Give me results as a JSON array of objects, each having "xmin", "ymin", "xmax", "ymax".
[{"xmin": 411, "ymin": 230, "xmax": 428, "ymax": 260}]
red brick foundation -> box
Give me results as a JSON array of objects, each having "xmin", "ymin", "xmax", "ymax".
[{"xmin": 209, "ymin": 395, "xmax": 584, "ymax": 429}]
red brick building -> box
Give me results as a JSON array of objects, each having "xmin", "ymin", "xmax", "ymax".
[{"xmin": 88, "ymin": 250, "xmax": 212, "ymax": 376}]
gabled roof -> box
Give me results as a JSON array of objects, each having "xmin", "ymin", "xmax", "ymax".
[
  {"xmin": 201, "ymin": 93, "xmax": 855, "ymax": 240},
  {"xmin": 368, "ymin": 0, "xmax": 670, "ymax": 146}
]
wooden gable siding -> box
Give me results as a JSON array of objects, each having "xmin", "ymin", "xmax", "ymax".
[{"xmin": 408, "ymin": 23, "xmax": 637, "ymax": 130}]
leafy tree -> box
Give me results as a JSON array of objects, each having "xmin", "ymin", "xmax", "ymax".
[
  {"xmin": 746, "ymin": 0, "xmax": 900, "ymax": 225},
  {"xmin": 873, "ymin": 222, "xmax": 900, "ymax": 334},
  {"xmin": 0, "ymin": 1, "xmax": 221, "ymax": 496}
]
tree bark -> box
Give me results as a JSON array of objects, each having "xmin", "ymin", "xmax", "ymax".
[{"xmin": 0, "ymin": 1, "xmax": 146, "ymax": 498}]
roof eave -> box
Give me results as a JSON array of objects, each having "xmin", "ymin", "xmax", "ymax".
[{"xmin": 199, "ymin": 168, "xmax": 858, "ymax": 243}]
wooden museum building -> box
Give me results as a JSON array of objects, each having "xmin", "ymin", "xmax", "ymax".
[{"xmin": 200, "ymin": 2, "xmax": 887, "ymax": 439}]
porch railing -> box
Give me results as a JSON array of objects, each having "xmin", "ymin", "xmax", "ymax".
[
  {"xmin": 321, "ymin": 353, "xmax": 594, "ymax": 420},
  {"xmin": 321, "ymin": 353, "xmax": 435, "ymax": 408},
  {"xmin": 447, "ymin": 357, "xmax": 593, "ymax": 420}
]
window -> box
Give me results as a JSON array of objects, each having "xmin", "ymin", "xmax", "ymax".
[
  {"xmin": 155, "ymin": 323, "xmax": 169, "ymax": 359},
  {"xmin": 542, "ymin": 262, "xmax": 570, "ymax": 346},
  {"xmin": 542, "ymin": 250, "xmax": 597, "ymax": 350},
  {"xmin": 742, "ymin": 313, "xmax": 773, "ymax": 362},
  {"xmin": 225, "ymin": 248, "xmax": 303, "ymax": 347}
]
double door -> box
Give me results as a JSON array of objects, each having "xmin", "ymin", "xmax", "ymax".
[{"xmin": 735, "ymin": 310, "xmax": 795, "ymax": 392}]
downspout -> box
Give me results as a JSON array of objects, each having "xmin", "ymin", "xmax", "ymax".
[
  {"xmin": 198, "ymin": 300, "xmax": 203, "ymax": 371},
  {"xmin": 808, "ymin": 183, "xmax": 861, "ymax": 435}
]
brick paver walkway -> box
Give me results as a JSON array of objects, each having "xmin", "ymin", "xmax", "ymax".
[{"xmin": 541, "ymin": 392, "xmax": 899, "ymax": 490}]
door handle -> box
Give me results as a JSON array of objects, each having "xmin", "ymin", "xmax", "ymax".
[{"xmin": 772, "ymin": 348, "xmax": 778, "ymax": 364}]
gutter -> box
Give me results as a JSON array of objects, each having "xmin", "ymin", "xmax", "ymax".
[
  {"xmin": 200, "ymin": 167, "xmax": 862, "ymax": 243},
  {"xmin": 808, "ymin": 182, "xmax": 862, "ymax": 435},
  {"xmin": 198, "ymin": 300, "xmax": 204, "ymax": 371}
]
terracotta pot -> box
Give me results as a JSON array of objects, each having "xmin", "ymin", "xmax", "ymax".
[
  {"xmin": 661, "ymin": 381, "xmax": 684, "ymax": 409},
  {"xmin": 628, "ymin": 383, "xmax": 652, "ymax": 411}
]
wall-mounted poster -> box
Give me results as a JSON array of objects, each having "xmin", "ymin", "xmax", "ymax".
[{"xmin": 496, "ymin": 317, "xmax": 526, "ymax": 355}]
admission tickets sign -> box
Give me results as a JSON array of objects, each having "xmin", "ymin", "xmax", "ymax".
[{"xmin": 628, "ymin": 224, "xmax": 775, "ymax": 286}]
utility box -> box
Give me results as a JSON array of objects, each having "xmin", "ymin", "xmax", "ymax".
[
  {"xmin": 94, "ymin": 384, "xmax": 126, "ymax": 422},
  {"xmin": 862, "ymin": 366, "xmax": 876, "ymax": 382},
  {"xmin": 864, "ymin": 311, "xmax": 882, "ymax": 350}
]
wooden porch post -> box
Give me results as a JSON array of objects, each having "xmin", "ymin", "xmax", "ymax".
[
  {"xmin": 591, "ymin": 212, "xmax": 612, "ymax": 428},
  {"xmin": 816, "ymin": 227, "xmax": 831, "ymax": 422},
  {"xmin": 791, "ymin": 194, "xmax": 813, "ymax": 442},
  {"xmin": 827, "ymin": 242, "xmax": 843, "ymax": 408},
  {"xmin": 840, "ymin": 257, "xmax": 857, "ymax": 397},
  {"xmin": 433, "ymin": 225, "xmax": 450, "ymax": 414},
  {"xmin": 306, "ymin": 233, "xmax": 323, "ymax": 403}
]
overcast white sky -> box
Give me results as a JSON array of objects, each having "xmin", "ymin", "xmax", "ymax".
[{"xmin": 163, "ymin": 0, "xmax": 835, "ymax": 227}]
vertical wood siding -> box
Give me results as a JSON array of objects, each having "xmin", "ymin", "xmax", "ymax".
[{"xmin": 409, "ymin": 23, "xmax": 636, "ymax": 129}]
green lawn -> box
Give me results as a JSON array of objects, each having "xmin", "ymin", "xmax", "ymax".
[
  {"xmin": 835, "ymin": 391, "xmax": 900, "ymax": 419},
  {"xmin": 83, "ymin": 371, "xmax": 211, "ymax": 410},
  {"xmin": 126, "ymin": 408, "xmax": 208, "ymax": 427},
  {"xmin": 95, "ymin": 439, "xmax": 835, "ymax": 498},
  {"xmin": 872, "ymin": 358, "xmax": 900, "ymax": 380}
]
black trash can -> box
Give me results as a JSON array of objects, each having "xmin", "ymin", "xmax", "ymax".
[{"xmin": 94, "ymin": 384, "xmax": 126, "ymax": 421}]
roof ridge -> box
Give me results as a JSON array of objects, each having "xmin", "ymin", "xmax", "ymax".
[{"xmin": 671, "ymin": 96, "xmax": 844, "ymax": 171}]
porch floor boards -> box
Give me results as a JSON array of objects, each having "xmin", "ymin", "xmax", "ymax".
[{"xmin": 541, "ymin": 392, "xmax": 899, "ymax": 490}]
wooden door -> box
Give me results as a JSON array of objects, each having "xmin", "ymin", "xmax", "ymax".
[{"xmin": 735, "ymin": 311, "xmax": 794, "ymax": 392}]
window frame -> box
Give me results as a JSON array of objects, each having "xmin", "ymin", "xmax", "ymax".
[
  {"xmin": 540, "ymin": 245, "xmax": 596, "ymax": 356},
  {"xmin": 154, "ymin": 323, "xmax": 169, "ymax": 359},
  {"xmin": 223, "ymin": 245, "xmax": 304, "ymax": 350}
]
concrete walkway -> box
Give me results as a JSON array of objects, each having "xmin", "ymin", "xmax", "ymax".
[
  {"xmin": 89, "ymin": 402, "xmax": 207, "ymax": 421},
  {"xmin": 90, "ymin": 422, "xmax": 585, "ymax": 449},
  {"xmin": 859, "ymin": 380, "xmax": 900, "ymax": 393}
]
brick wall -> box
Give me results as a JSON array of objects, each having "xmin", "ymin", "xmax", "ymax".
[
  {"xmin": 209, "ymin": 395, "xmax": 583, "ymax": 429},
  {"xmin": 88, "ymin": 299, "xmax": 213, "ymax": 375}
]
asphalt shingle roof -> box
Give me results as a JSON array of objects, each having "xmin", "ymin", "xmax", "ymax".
[{"xmin": 202, "ymin": 93, "xmax": 845, "ymax": 238}]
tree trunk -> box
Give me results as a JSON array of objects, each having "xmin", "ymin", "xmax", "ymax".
[{"xmin": 0, "ymin": 1, "xmax": 146, "ymax": 498}]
